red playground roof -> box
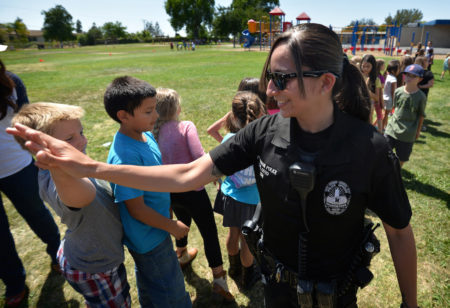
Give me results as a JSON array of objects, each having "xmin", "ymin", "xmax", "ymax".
[
  {"xmin": 269, "ymin": 7, "xmax": 285, "ymax": 16},
  {"xmin": 296, "ymin": 12, "xmax": 311, "ymax": 20}
]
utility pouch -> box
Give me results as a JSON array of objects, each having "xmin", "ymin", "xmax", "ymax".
[
  {"xmin": 316, "ymin": 281, "xmax": 336, "ymax": 308},
  {"xmin": 297, "ymin": 279, "xmax": 313, "ymax": 308}
]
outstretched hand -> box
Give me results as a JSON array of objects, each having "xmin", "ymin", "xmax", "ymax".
[{"xmin": 6, "ymin": 123, "xmax": 96, "ymax": 178}]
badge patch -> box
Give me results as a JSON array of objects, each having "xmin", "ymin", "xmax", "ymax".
[{"xmin": 323, "ymin": 181, "xmax": 351, "ymax": 215}]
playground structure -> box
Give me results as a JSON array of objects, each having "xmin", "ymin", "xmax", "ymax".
[
  {"xmin": 242, "ymin": 7, "xmax": 437, "ymax": 56},
  {"xmin": 336, "ymin": 23, "xmax": 407, "ymax": 56},
  {"xmin": 245, "ymin": 7, "xmax": 311, "ymax": 50}
]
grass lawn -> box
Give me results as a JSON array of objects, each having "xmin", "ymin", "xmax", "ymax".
[{"xmin": 0, "ymin": 43, "xmax": 448, "ymax": 307}]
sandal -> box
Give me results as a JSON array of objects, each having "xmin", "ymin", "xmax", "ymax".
[{"xmin": 177, "ymin": 247, "xmax": 198, "ymax": 269}]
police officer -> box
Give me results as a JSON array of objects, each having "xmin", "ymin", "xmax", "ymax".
[{"xmin": 9, "ymin": 24, "xmax": 418, "ymax": 308}]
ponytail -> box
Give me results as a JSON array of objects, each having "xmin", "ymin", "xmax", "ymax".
[
  {"xmin": 333, "ymin": 55, "xmax": 371, "ymax": 123},
  {"xmin": 154, "ymin": 88, "xmax": 180, "ymax": 142},
  {"xmin": 0, "ymin": 60, "xmax": 17, "ymax": 120}
]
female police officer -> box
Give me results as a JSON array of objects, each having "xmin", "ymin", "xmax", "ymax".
[{"xmin": 9, "ymin": 24, "xmax": 418, "ymax": 308}]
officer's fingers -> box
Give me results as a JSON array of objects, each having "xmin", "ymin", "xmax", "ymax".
[{"xmin": 25, "ymin": 140, "xmax": 47, "ymax": 156}]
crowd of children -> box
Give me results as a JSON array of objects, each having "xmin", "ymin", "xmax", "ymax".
[{"xmin": 2, "ymin": 40, "xmax": 440, "ymax": 306}]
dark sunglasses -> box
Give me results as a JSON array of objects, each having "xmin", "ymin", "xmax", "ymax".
[{"xmin": 265, "ymin": 70, "xmax": 337, "ymax": 90}]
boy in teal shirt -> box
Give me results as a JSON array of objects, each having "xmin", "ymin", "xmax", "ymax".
[
  {"xmin": 104, "ymin": 76, "xmax": 191, "ymax": 307},
  {"xmin": 385, "ymin": 64, "xmax": 427, "ymax": 167}
]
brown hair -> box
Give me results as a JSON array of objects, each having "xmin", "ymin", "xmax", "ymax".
[
  {"xmin": 0, "ymin": 60, "xmax": 17, "ymax": 120},
  {"xmin": 259, "ymin": 23, "xmax": 370, "ymax": 122},
  {"xmin": 225, "ymin": 91, "xmax": 266, "ymax": 133}
]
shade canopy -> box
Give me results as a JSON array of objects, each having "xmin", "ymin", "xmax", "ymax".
[
  {"xmin": 296, "ymin": 12, "xmax": 311, "ymax": 21},
  {"xmin": 269, "ymin": 7, "xmax": 285, "ymax": 16}
]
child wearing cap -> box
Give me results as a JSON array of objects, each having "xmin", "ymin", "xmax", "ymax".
[{"xmin": 385, "ymin": 64, "xmax": 427, "ymax": 167}]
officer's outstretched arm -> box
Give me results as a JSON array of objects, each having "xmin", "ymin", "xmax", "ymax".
[{"xmin": 383, "ymin": 222, "xmax": 418, "ymax": 308}]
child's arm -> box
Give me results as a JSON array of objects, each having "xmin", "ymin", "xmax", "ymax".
[
  {"xmin": 49, "ymin": 168, "xmax": 96, "ymax": 208},
  {"xmin": 207, "ymin": 111, "xmax": 230, "ymax": 143},
  {"xmin": 124, "ymin": 196, "xmax": 189, "ymax": 240},
  {"xmin": 415, "ymin": 115, "xmax": 424, "ymax": 140},
  {"xmin": 390, "ymin": 81, "xmax": 397, "ymax": 103},
  {"xmin": 418, "ymin": 78, "xmax": 434, "ymax": 90},
  {"xmin": 376, "ymin": 86, "xmax": 384, "ymax": 109}
]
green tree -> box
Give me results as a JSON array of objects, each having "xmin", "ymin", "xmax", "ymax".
[
  {"xmin": 165, "ymin": 0, "xmax": 215, "ymax": 38},
  {"xmin": 384, "ymin": 9, "xmax": 423, "ymax": 25},
  {"xmin": 102, "ymin": 21, "xmax": 127, "ymax": 42},
  {"xmin": 76, "ymin": 20, "xmax": 82, "ymax": 33},
  {"xmin": 41, "ymin": 5, "xmax": 75, "ymax": 46},
  {"xmin": 213, "ymin": 0, "xmax": 279, "ymax": 38}
]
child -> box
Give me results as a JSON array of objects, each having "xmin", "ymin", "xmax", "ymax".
[
  {"xmin": 398, "ymin": 55, "xmax": 414, "ymax": 86},
  {"xmin": 12, "ymin": 102, "xmax": 131, "ymax": 307},
  {"xmin": 382, "ymin": 59, "xmax": 400, "ymax": 130},
  {"xmin": 376, "ymin": 58, "xmax": 386, "ymax": 86},
  {"xmin": 207, "ymin": 77, "xmax": 266, "ymax": 142},
  {"xmin": 441, "ymin": 53, "xmax": 450, "ymax": 80},
  {"xmin": 104, "ymin": 76, "xmax": 191, "ymax": 307},
  {"xmin": 425, "ymin": 41, "xmax": 434, "ymax": 71},
  {"xmin": 213, "ymin": 91, "xmax": 266, "ymax": 289},
  {"xmin": 415, "ymin": 56, "xmax": 434, "ymax": 99},
  {"xmin": 153, "ymin": 88, "xmax": 234, "ymax": 302},
  {"xmin": 361, "ymin": 54, "xmax": 383, "ymax": 132},
  {"xmin": 350, "ymin": 55, "xmax": 362, "ymax": 68},
  {"xmin": 385, "ymin": 64, "xmax": 427, "ymax": 167}
]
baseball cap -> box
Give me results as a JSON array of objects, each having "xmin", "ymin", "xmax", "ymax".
[
  {"xmin": 0, "ymin": 45, "xmax": 7, "ymax": 52},
  {"xmin": 402, "ymin": 64, "xmax": 424, "ymax": 77}
]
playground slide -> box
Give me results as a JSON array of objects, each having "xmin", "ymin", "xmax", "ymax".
[{"xmin": 242, "ymin": 29, "xmax": 255, "ymax": 48}]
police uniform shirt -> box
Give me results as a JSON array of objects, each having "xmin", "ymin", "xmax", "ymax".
[{"xmin": 210, "ymin": 104, "xmax": 412, "ymax": 281}]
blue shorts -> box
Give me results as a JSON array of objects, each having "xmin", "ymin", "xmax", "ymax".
[{"xmin": 129, "ymin": 235, "xmax": 192, "ymax": 308}]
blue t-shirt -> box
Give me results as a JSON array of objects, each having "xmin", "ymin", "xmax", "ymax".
[
  {"xmin": 107, "ymin": 131, "xmax": 170, "ymax": 254},
  {"xmin": 220, "ymin": 133, "xmax": 260, "ymax": 205}
]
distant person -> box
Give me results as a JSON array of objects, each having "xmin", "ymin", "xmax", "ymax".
[
  {"xmin": 207, "ymin": 77, "xmax": 266, "ymax": 142},
  {"xmin": 398, "ymin": 55, "xmax": 414, "ymax": 86},
  {"xmin": 170, "ymin": 42, "xmax": 174, "ymax": 50},
  {"xmin": 382, "ymin": 59, "xmax": 400, "ymax": 130},
  {"xmin": 191, "ymin": 41, "xmax": 196, "ymax": 51},
  {"xmin": 153, "ymin": 88, "xmax": 234, "ymax": 302},
  {"xmin": 415, "ymin": 56, "xmax": 434, "ymax": 99},
  {"xmin": 376, "ymin": 58, "xmax": 386, "ymax": 86},
  {"xmin": 213, "ymin": 91, "xmax": 266, "ymax": 290},
  {"xmin": 12, "ymin": 102, "xmax": 131, "ymax": 307},
  {"xmin": 425, "ymin": 42, "xmax": 434, "ymax": 71},
  {"xmin": 360, "ymin": 54, "xmax": 383, "ymax": 132},
  {"xmin": 0, "ymin": 60, "xmax": 60, "ymax": 307},
  {"xmin": 103, "ymin": 76, "xmax": 191, "ymax": 307},
  {"xmin": 385, "ymin": 64, "xmax": 426, "ymax": 167},
  {"xmin": 440, "ymin": 53, "xmax": 450, "ymax": 80}
]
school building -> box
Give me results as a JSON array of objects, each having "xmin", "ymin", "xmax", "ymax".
[{"xmin": 399, "ymin": 20, "xmax": 450, "ymax": 48}]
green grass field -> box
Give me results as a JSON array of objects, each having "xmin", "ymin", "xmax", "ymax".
[{"xmin": 0, "ymin": 43, "xmax": 448, "ymax": 307}]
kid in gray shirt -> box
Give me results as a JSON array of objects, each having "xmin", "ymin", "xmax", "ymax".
[{"xmin": 12, "ymin": 102, "xmax": 130, "ymax": 307}]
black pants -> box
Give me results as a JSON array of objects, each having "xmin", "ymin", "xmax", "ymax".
[
  {"xmin": 170, "ymin": 189, "xmax": 223, "ymax": 268},
  {"xmin": 263, "ymin": 277, "xmax": 358, "ymax": 308}
]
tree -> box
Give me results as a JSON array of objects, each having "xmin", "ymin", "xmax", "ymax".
[
  {"xmin": 213, "ymin": 0, "xmax": 279, "ymax": 38},
  {"xmin": 347, "ymin": 18, "xmax": 376, "ymax": 27},
  {"xmin": 154, "ymin": 22, "xmax": 164, "ymax": 37},
  {"xmin": 384, "ymin": 9, "xmax": 423, "ymax": 25},
  {"xmin": 102, "ymin": 21, "xmax": 127, "ymax": 42},
  {"xmin": 165, "ymin": 0, "xmax": 215, "ymax": 38},
  {"xmin": 41, "ymin": 5, "xmax": 75, "ymax": 46},
  {"xmin": 76, "ymin": 20, "xmax": 82, "ymax": 33}
]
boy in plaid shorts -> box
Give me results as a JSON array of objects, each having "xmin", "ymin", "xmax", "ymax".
[{"xmin": 12, "ymin": 103, "xmax": 130, "ymax": 307}]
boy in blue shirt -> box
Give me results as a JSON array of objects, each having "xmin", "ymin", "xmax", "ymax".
[{"xmin": 104, "ymin": 76, "xmax": 191, "ymax": 307}]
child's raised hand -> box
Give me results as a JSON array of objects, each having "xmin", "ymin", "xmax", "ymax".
[{"xmin": 170, "ymin": 220, "xmax": 190, "ymax": 240}]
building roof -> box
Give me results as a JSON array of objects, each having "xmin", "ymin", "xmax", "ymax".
[
  {"xmin": 269, "ymin": 7, "xmax": 285, "ymax": 16},
  {"xmin": 296, "ymin": 12, "xmax": 311, "ymax": 21},
  {"xmin": 423, "ymin": 19, "xmax": 450, "ymax": 26}
]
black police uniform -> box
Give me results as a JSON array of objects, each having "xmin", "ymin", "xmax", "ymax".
[{"xmin": 210, "ymin": 104, "xmax": 412, "ymax": 307}]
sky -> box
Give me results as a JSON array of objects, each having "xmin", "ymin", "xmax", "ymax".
[{"xmin": 0, "ymin": 0, "xmax": 448, "ymax": 36}]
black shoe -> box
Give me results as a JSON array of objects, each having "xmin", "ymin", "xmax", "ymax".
[
  {"xmin": 241, "ymin": 263, "xmax": 261, "ymax": 290},
  {"xmin": 228, "ymin": 252, "xmax": 241, "ymax": 280}
]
